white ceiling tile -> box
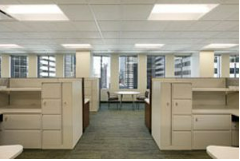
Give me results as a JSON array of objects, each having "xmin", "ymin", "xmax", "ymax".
[
  {"xmin": 53, "ymin": 0, "xmax": 87, "ymax": 4},
  {"xmin": 122, "ymin": 5, "xmax": 153, "ymax": 20},
  {"xmin": 92, "ymin": 5, "xmax": 121, "ymax": 20},
  {"xmin": 122, "ymin": 21, "xmax": 169, "ymax": 31},
  {"xmin": 208, "ymin": 21, "xmax": 238, "ymax": 31},
  {"xmin": 59, "ymin": 5, "xmax": 94, "ymax": 20},
  {"xmin": 187, "ymin": 21, "xmax": 220, "ymax": 31},
  {"xmin": 99, "ymin": 21, "xmax": 121, "ymax": 31},
  {"xmin": 17, "ymin": 0, "xmax": 54, "ymax": 4},
  {"xmin": 72, "ymin": 21, "xmax": 98, "ymax": 31}
]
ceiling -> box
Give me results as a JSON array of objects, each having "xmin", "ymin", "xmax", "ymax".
[{"xmin": 0, "ymin": 0, "xmax": 238, "ymax": 55}]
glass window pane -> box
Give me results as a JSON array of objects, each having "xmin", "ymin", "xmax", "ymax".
[
  {"xmin": 174, "ymin": 56, "xmax": 191, "ymax": 78},
  {"xmin": 229, "ymin": 55, "xmax": 239, "ymax": 78},
  {"xmin": 11, "ymin": 56, "xmax": 28, "ymax": 78},
  {"xmin": 119, "ymin": 56, "xmax": 138, "ymax": 89},
  {"xmin": 38, "ymin": 55, "xmax": 56, "ymax": 78},
  {"xmin": 64, "ymin": 55, "xmax": 76, "ymax": 78},
  {"xmin": 147, "ymin": 55, "xmax": 165, "ymax": 89},
  {"xmin": 214, "ymin": 55, "xmax": 221, "ymax": 78}
]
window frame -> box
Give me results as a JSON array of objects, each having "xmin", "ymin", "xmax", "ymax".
[
  {"xmin": 64, "ymin": 55, "xmax": 76, "ymax": 78},
  {"xmin": 38, "ymin": 55, "xmax": 56, "ymax": 78},
  {"xmin": 11, "ymin": 55, "xmax": 28, "ymax": 78}
]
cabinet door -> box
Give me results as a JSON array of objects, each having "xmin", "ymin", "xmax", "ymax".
[
  {"xmin": 42, "ymin": 83, "xmax": 61, "ymax": 99},
  {"xmin": 172, "ymin": 131, "xmax": 192, "ymax": 150},
  {"xmin": 172, "ymin": 83, "xmax": 192, "ymax": 99},
  {"xmin": 42, "ymin": 99, "xmax": 61, "ymax": 114},
  {"xmin": 172, "ymin": 100, "xmax": 192, "ymax": 115},
  {"xmin": 42, "ymin": 115, "xmax": 61, "ymax": 130},
  {"xmin": 42, "ymin": 130, "xmax": 62, "ymax": 149},
  {"xmin": 193, "ymin": 131, "xmax": 231, "ymax": 149},
  {"xmin": 1, "ymin": 130, "xmax": 41, "ymax": 149},
  {"xmin": 3, "ymin": 114, "xmax": 41, "ymax": 130},
  {"xmin": 173, "ymin": 116, "xmax": 192, "ymax": 131},
  {"xmin": 193, "ymin": 115, "xmax": 231, "ymax": 130}
]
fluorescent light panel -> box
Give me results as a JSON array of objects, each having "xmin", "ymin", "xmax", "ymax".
[
  {"xmin": 0, "ymin": 44, "xmax": 22, "ymax": 49},
  {"xmin": 0, "ymin": 5, "xmax": 68, "ymax": 21},
  {"xmin": 204, "ymin": 44, "xmax": 238, "ymax": 49},
  {"xmin": 148, "ymin": 4, "xmax": 219, "ymax": 20},
  {"xmin": 135, "ymin": 44, "xmax": 164, "ymax": 49},
  {"xmin": 62, "ymin": 44, "xmax": 92, "ymax": 49}
]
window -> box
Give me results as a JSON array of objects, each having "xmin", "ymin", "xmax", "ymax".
[
  {"xmin": 64, "ymin": 55, "xmax": 76, "ymax": 78},
  {"xmin": 174, "ymin": 56, "xmax": 191, "ymax": 78},
  {"xmin": 214, "ymin": 55, "xmax": 221, "ymax": 78},
  {"xmin": 147, "ymin": 55, "xmax": 165, "ymax": 89},
  {"xmin": 92, "ymin": 56, "xmax": 111, "ymax": 89},
  {"xmin": 230, "ymin": 55, "xmax": 239, "ymax": 78},
  {"xmin": 119, "ymin": 56, "xmax": 138, "ymax": 89},
  {"xmin": 38, "ymin": 56, "xmax": 56, "ymax": 78},
  {"xmin": 11, "ymin": 56, "xmax": 28, "ymax": 78}
]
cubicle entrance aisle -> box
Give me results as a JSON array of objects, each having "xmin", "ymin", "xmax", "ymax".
[{"xmin": 17, "ymin": 103, "xmax": 210, "ymax": 159}]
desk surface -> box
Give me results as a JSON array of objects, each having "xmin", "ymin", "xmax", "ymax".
[
  {"xmin": 0, "ymin": 145, "xmax": 23, "ymax": 159},
  {"xmin": 207, "ymin": 146, "xmax": 239, "ymax": 159},
  {"xmin": 114, "ymin": 91, "xmax": 140, "ymax": 95}
]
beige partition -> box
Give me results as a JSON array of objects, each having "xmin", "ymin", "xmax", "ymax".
[
  {"xmin": 151, "ymin": 78, "xmax": 239, "ymax": 150},
  {"xmin": 85, "ymin": 78, "xmax": 100, "ymax": 112}
]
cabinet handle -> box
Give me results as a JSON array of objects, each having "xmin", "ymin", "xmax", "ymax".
[
  {"xmin": 166, "ymin": 102, "xmax": 170, "ymax": 106},
  {"xmin": 43, "ymin": 101, "xmax": 46, "ymax": 106},
  {"xmin": 4, "ymin": 117, "xmax": 7, "ymax": 122},
  {"xmin": 195, "ymin": 118, "xmax": 198, "ymax": 122},
  {"xmin": 64, "ymin": 102, "xmax": 67, "ymax": 105},
  {"xmin": 175, "ymin": 102, "xmax": 178, "ymax": 106}
]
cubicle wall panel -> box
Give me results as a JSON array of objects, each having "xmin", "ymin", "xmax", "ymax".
[
  {"xmin": 1, "ymin": 130, "xmax": 41, "ymax": 149},
  {"xmin": 193, "ymin": 131, "xmax": 231, "ymax": 149},
  {"xmin": 42, "ymin": 115, "xmax": 62, "ymax": 130},
  {"xmin": 3, "ymin": 114, "xmax": 41, "ymax": 130},
  {"xmin": 42, "ymin": 99, "xmax": 61, "ymax": 114},
  {"xmin": 42, "ymin": 83, "xmax": 61, "ymax": 99}
]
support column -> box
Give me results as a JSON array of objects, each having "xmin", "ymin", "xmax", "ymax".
[
  {"xmin": 138, "ymin": 54, "xmax": 147, "ymax": 92},
  {"xmin": 165, "ymin": 54, "xmax": 174, "ymax": 77},
  {"xmin": 28, "ymin": 55, "xmax": 38, "ymax": 78},
  {"xmin": 76, "ymin": 51, "xmax": 92, "ymax": 77},
  {"xmin": 1, "ymin": 55, "xmax": 10, "ymax": 78},
  {"xmin": 56, "ymin": 54, "xmax": 64, "ymax": 77},
  {"xmin": 110, "ymin": 54, "xmax": 119, "ymax": 91},
  {"xmin": 199, "ymin": 51, "xmax": 214, "ymax": 77},
  {"xmin": 221, "ymin": 54, "xmax": 230, "ymax": 78}
]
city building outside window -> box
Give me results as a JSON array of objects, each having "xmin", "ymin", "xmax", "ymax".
[
  {"xmin": 174, "ymin": 56, "xmax": 191, "ymax": 78},
  {"xmin": 92, "ymin": 56, "xmax": 111, "ymax": 89},
  {"xmin": 214, "ymin": 55, "xmax": 221, "ymax": 78},
  {"xmin": 119, "ymin": 56, "xmax": 138, "ymax": 89},
  {"xmin": 64, "ymin": 55, "xmax": 76, "ymax": 78},
  {"xmin": 147, "ymin": 55, "xmax": 165, "ymax": 89},
  {"xmin": 38, "ymin": 56, "xmax": 56, "ymax": 78},
  {"xmin": 11, "ymin": 56, "xmax": 28, "ymax": 78},
  {"xmin": 230, "ymin": 55, "xmax": 239, "ymax": 78}
]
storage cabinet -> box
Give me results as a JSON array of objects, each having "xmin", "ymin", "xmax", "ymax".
[{"xmin": 42, "ymin": 99, "xmax": 61, "ymax": 114}]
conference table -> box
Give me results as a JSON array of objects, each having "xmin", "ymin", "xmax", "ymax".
[{"xmin": 114, "ymin": 91, "xmax": 140, "ymax": 110}]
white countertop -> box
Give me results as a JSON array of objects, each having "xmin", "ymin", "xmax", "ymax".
[
  {"xmin": 84, "ymin": 99, "xmax": 90, "ymax": 104},
  {"xmin": 0, "ymin": 145, "xmax": 23, "ymax": 159},
  {"xmin": 145, "ymin": 98, "xmax": 150, "ymax": 104},
  {"xmin": 207, "ymin": 146, "xmax": 239, "ymax": 159},
  {"xmin": 114, "ymin": 91, "xmax": 140, "ymax": 95},
  {"xmin": 0, "ymin": 105, "xmax": 42, "ymax": 114},
  {"xmin": 192, "ymin": 106, "xmax": 239, "ymax": 117}
]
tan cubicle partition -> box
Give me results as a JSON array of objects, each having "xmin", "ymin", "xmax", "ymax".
[
  {"xmin": 151, "ymin": 78, "xmax": 239, "ymax": 150},
  {"xmin": 0, "ymin": 78, "xmax": 83, "ymax": 149}
]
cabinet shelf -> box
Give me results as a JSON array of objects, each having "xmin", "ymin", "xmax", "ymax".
[
  {"xmin": 0, "ymin": 105, "xmax": 42, "ymax": 114},
  {"xmin": 192, "ymin": 88, "xmax": 239, "ymax": 92},
  {"xmin": 192, "ymin": 105, "xmax": 239, "ymax": 116},
  {"xmin": 0, "ymin": 88, "xmax": 41, "ymax": 92}
]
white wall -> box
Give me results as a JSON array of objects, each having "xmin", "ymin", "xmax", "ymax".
[
  {"xmin": 28, "ymin": 55, "xmax": 38, "ymax": 78},
  {"xmin": 165, "ymin": 54, "xmax": 174, "ymax": 77},
  {"xmin": 221, "ymin": 54, "xmax": 230, "ymax": 77},
  {"xmin": 1, "ymin": 55, "xmax": 10, "ymax": 78},
  {"xmin": 76, "ymin": 51, "xmax": 92, "ymax": 77},
  {"xmin": 56, "ymin": 54, "xmax": 64, "ymax": 77}
]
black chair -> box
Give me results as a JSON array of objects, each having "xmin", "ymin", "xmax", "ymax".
[
  {"xmin": 136, "ymin": 91, "xmax": 149, "ymax": 109},
  {"xmin": 107, "ymin": 91, "xmax": 119, "ymax": 109}
]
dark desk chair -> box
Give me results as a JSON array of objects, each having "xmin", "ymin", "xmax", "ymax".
[
  {"xmin": 107, "ymin": 91, "xmax": 119, "ymax": 109},
  {"xmin": 136, "ymin": 91, "xmax": 149, "ymax": 109}
]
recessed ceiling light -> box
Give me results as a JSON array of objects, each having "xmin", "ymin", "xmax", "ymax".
[
  {"xmin": 0, "ymin": 44, "xmax": 23, "ymax": 49},
  {"xmin": 204, "ymin": 44, "xmax": 238, "ymax": 49},
  {"xmin": 148, "ymin": 4, "xmax": 219, "ymax": 20},
  {"xmin": 0, "ymin": 5, "xmax": 69, "ymax": 21},
  {"xmin": 135, "ymin": 44, "xmax": 164, "ymax": 49},
  {"xmin": 62, "ymin": 44, "xmax": 92, "ymax": 49}
]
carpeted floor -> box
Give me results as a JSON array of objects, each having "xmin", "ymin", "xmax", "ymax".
[{"xmin": 17, "ymin": 103, "xmax": 210, "ymax": 159}]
